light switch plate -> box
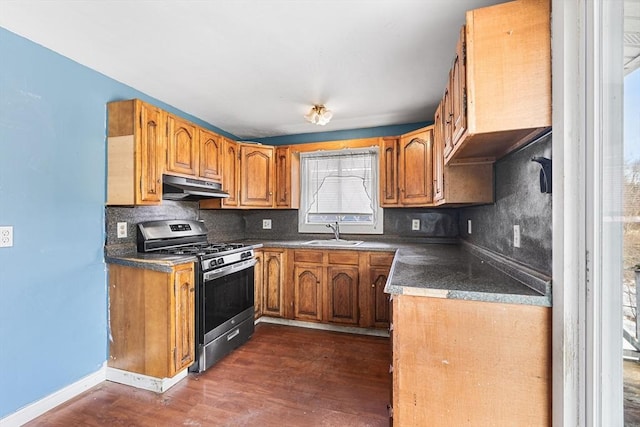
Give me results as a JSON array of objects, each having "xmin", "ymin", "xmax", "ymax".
[
  {"xmin": 467, "ymin": 219, "xmax": 472, "ymax": 234},
  {"xmin": 262, "ymin": 219, "xmax": 272, "ymax": 230},
  {"xmin": 117, "ymin": 222, "xmax": 128, "ymax": 238},
  {"xmin": 411, "ymin": 219, "xmax": 420, "ymax": 231},
  {"xmin": 0, "ymin": 226, "xmax": 14, "ymax": 247},
  {"xmin": 513, "ymin": 225, "xmax": 521, "ymax": 248}
]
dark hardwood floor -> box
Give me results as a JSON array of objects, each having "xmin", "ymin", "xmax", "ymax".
[{"xmin": 26, "ymin": 323, "xmax": 391, "ymax": 426}]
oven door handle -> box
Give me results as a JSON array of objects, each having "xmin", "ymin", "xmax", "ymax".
[{"xmin": 203, "ymin": 258, "xmax": 257, "ymax": 281}]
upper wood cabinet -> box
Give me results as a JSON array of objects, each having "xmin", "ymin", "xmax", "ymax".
[
  {"xmin": 222, "ymin": 138, "xmax": 240, "ymax": 207},
  {"xmin": 398, "ymin": 126, "xmax": 434, "ymax": 206},
  {"xmin": 240, "ymin": 144, "xmax": 274, "ymax": 207},
  {"xmin": 107, "ymin": 99, "xmax": 164, "ymax": 205},
  {"xmin": 380, "ymin": 127, "xmax": 434, "ymax": 207},
  {"xmin": 274, "ymin": 146, "xmax": 300, "ymax": 209},
  {"xmin": 434, "ymin": 99, "xmax": 494, "ymax": 206},
  {"xmin": 445, "ymin": 0, "xmax": 551, "ymax": 164},
  {"xmin": 108, "ymin": 262, "xmax": 195, "ymax": 379},
  {"xmin": 166, "ymin": 114, "xmax": 198, "ymax": 176},
  {"xmin": 199, "ymin": 129, "xmax": 223, "ymax": 182},
  {"xmin": 380, "ymin": 137, "xmax": 400, "ymax": 206}
]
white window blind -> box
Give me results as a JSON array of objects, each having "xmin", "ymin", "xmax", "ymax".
[{"xmin": 299, "ymin": 147, "xmax": 383, "ymax": 234}]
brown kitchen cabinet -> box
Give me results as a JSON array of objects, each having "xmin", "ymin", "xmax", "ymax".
[
  {"xmin": 199, "ymin": 136, "xmax": 240, "ymax": 209},
  {"xmin": 325, "ymin": 251, "xmax": 360, "ymax": 325},
  {"xmin": 381, "ymin": 127, "xmax": 434, "ymax": 207},
  {"xmin": 198, "ymin": 128, "xmax": 223, "ymax": 182},
  {"xmin": 292, "ymin": 250, "xmax": 324, "ymax": 321},
  {"xmin": 166, "ymin": 114, "xmax": 198, "ymax": 176},
  {"xmin": 108, "ymin": 262, "xmax": 195, "ymax": 379},
  {"xmin": 107, "ymin": 99, "xmax": 164, "ymax": 205},
  {"xmin": 274, "ymin": 146, "xmax": 300, "ymax": 209},
  {"xmin": 380, "ymin": 137, "xmax": 399, "ymax": 206},
  {"xmin": 445, "ymin": 0, "xmax": 551, "ymax": 164},
  {"xmin": 360, "ymin": 251, "xmax": 394, "ymax": 328},
  {"xmin": 239, "ymin": 144, "xmax": 274, "ymax": 207},
  {"xmin": 391, "ymin": 294, "xmax": 551, "ymax": 426},
  {"xmin": 433, "ymin": 98, "xmax": 493, "ymax": 206},
  {"xmin": 261, "ymin": 249, "xmax": 286, "ymax": 318}
]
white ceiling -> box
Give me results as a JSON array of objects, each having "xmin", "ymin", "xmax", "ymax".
[
  {"xmin": 2, "ymin": 1, "xmax": 637, "ymax": 140},
  {"xmin": 0, "ymin": 0, "xmax": 506, "ymax": 139}
]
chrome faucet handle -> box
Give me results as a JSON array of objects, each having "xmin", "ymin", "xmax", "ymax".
[{"xmin": 326, "ymin": 221, "xmax": 340, "ymax": 240}]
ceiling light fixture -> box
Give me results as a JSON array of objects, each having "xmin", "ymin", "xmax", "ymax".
[{"xmin": 304, "ymin": 104, "xmax": 333, "ymax": 126}]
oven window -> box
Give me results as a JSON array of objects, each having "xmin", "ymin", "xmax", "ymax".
[{"xmin": 204, "ymin": 267, "xmax": 254, "ymax": 333}]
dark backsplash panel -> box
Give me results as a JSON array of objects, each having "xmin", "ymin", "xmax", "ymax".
[
  {"xmin": 106, "ymin": 203, "xmax": 459, "ymax": 248},
  {"xmin": 241, "ymin": 208, "xmax": 459, "ymax": 240},
  {"xmin": 458, "ymin": 133, "xmax": 552, "ymax": 275}
]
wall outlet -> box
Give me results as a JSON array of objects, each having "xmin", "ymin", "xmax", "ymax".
[
  {"xmin": 467, "ymin": 219, "xmax": 472, "ymax": 234},
  {"xmin": 411, "ymin": 219, "xmax": 420, "ymax": 231},
  {"xmin": 0, "ymin": 226, "xmax": 13, "ymax": 247},
  {"xmin": 117, "ymin": 222, "xmax": 128, "ymax": 238},
  {"xmin": 513, "ymin": 225, "xmax": 521, "ymax": 248},
  {"xmin": 262, "ymin": 219, "xmax": 272, "ymax": 230}
]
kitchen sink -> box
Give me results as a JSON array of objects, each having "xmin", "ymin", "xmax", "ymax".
[{"xmin": 302, "ymin": 239, "xmax": 364, "ymax": 247}]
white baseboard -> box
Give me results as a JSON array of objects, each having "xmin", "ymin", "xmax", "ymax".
[
  {"xmin": 256, "ymin": 316, "xmax": 390, "ymax": 337},
  {"xmin": 105, "ymin": 367, "xmax": 188, "ymax": 393},
  {"xmin": 0, "ymin": 363, "xmax": 107, "ymax": 427}
]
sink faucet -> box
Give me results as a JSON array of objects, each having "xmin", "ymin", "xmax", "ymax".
[{"xmin": 326, "ymin": 222, "xmax": 340, "ymax": 240}]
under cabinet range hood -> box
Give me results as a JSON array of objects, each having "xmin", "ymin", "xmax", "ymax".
[{"xmin": 162, "ymin": 174, "xmax": 229, "ymax": 201}]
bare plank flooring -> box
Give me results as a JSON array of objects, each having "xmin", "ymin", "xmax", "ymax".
[{"xmin": 25, "ymin": 323, "xmax": 391, "ymax": 427}]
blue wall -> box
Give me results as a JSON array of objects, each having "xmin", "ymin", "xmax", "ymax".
[{"xmin": 0, "ymin": 27, "xmax": 238, "ymax": 419}]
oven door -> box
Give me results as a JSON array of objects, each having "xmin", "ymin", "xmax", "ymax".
[{"xmin": 201, "ymin": 258, "xmax": 256, "ymax": 345}]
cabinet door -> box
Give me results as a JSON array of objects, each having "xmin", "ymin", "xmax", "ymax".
[
  {"xmin": 370, "ymin": 266, "xmax": 391, "ymax": 328},
  {"xmin": 254, "ymin": 250, "xmax": 264, "ymax": 319},
  {"xmin": 173, "ymin": 264, "xmax": 195, "ymax": 375},
  {"xmin": 326, "ymin": 266, "xmax": 359, "ymax": 325},
  {"xmin": 199, "ymin": 129, "xmax": 223, "ymax": 182},
  {"xmin": 240, "ymin": 145, "xmax": 274, "ymax": 207},
  {"xmin": 442, "ymin": 77, "xmax": 454, "ymax": 159},
  {"xmin": 398, "ymin": 128, "xmax": 433, "ymax": 205},
  {"xmin": 433, "ymin": 102, "xmax": 445, "ymax": 203},
  {"xmin": 166, "ymin": 114, "xmax": 198, "ymax": 176},
  {"xmin": 262, "ymin": 251, "xmax": 285, "ymax": 317},
  {"xmin": 222, "ymin": 138, "xmax": 239, "ymax": 207},
  {"xmin": 137, "ymin": 101, "xmax": 164, "ymax": 204},
  {"xmin": 275, "ymin": 146, "xmax": 291, "ymax": 208},
  {"xmin": 293, "ymin": 265, "xmax": 323, "ymax": 321},
  {"xmin": 380, "ymin": 137, "xmax": 399, "ymax": 206},
  {"xmin": 451, "ymin": 26, "xmax": 467, "ymax": 147}
]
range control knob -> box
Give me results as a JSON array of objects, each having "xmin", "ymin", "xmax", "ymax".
[
  {"xmin": 217, "ymin": 257, "xmax": 225, "ymax": 266},
  {"xmin": 241, "ymin": 251, "xmax": 251, "ymax": 259}
]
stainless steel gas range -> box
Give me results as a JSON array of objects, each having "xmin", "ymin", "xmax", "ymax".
[{"xmin": 137, "ymin": 219, "xmax": 256, "ymax": 373}]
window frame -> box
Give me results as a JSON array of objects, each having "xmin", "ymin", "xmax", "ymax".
[{"xmin": 298, "ymin": 146, "xmax": 384, "ymax": 235}]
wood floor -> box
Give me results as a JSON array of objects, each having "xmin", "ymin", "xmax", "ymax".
[{"xmin": 25, "ymin": 323, "xmax": 391, "ymax": 427}]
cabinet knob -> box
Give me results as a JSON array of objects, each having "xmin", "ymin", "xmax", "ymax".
[{"xmin": 372, "ymin": 284, "xmax": 375, "ymax": 288}]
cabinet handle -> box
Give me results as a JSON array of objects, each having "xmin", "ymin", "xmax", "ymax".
[
  {"xmin": 389, "ymin": 322, "xmax": 394, "ymax": 331},
  {"xmin": 389, "ymin": 364, "xmax": 394, "ymax": 374}
]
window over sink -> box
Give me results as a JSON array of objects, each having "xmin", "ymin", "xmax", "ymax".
[{"xmin": 298, "ymin": 147, "xmax": 383, "ymax": 234}]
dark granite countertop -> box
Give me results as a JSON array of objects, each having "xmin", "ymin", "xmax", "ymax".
[
  {"xmin": 104, "ymin": 239, "xmax": 551, "ymax": 307},
  {"xmin": 252, "ymin": 239, "xmax": 551, "ymax": 307}
]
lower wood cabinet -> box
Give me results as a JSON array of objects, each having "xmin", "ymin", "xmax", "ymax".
[
  {"xmin": 293, "ymin": 264, "xmax": 323, "ymax": 321},
  {"xmin": 391, "ymin": 294, "xmax": 551, "ymax": 426},
  {"xmin": 108, "ymin": 262, "xmax": 195, "ymax": 379},
  {"xmin": 361, "ymin": 252, "xmax": 394, "ymax": 328},
  {"xmin": 259, "ymin": 249, "xmax": 286, "ymax": 318}
]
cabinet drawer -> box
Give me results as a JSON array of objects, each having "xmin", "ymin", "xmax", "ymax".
[
  {"xmin": 327, "ymin": 251, "xmax": 359, "ymax": 265},
  {"xmin": 294, "ymin": 250, "xmax": 324, "ymax": 264},
  {"xmin": 369, "ymin": 252, "xmax": 395, "ymax": 266}
]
